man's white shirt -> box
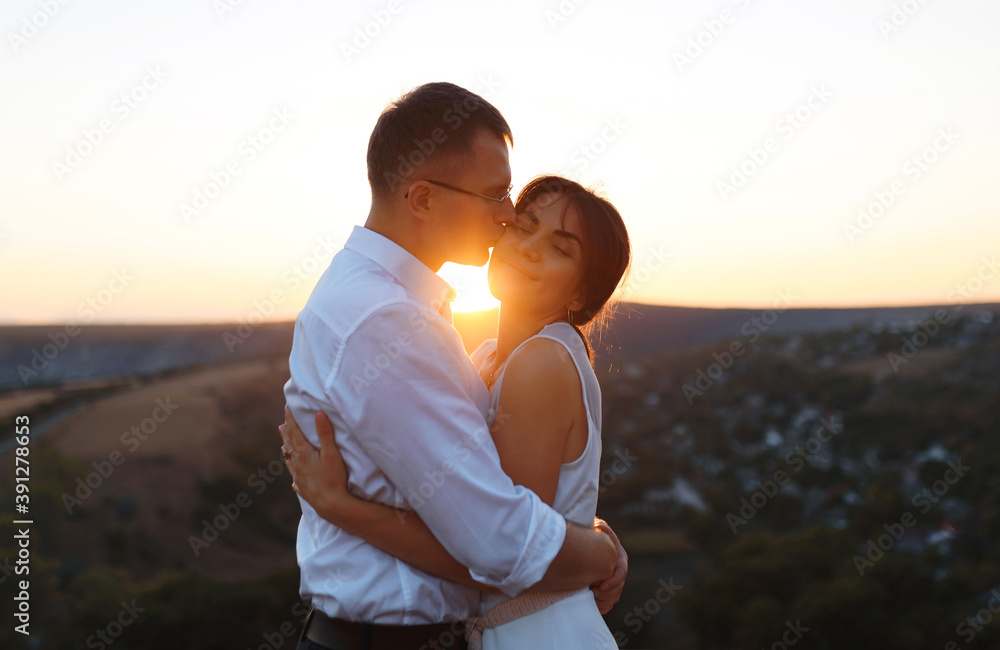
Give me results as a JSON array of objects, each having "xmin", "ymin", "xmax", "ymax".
[{"xmin": 283, "ymin": 225, "xmax": 567, "ymax": 623}]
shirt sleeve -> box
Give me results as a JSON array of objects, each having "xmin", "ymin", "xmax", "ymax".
[{"xmin": 327, "ymin": 301, "xmax": 566, "ymax": 597}]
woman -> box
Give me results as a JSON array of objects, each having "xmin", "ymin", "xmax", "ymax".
[{"xmin": 280, "ymin": 175, "xmax": 631, "ymax": 648}]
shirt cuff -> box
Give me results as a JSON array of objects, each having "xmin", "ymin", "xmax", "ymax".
[{"xmin": 468, "ymin": 507, "xmax": 567, "ymax": 598}]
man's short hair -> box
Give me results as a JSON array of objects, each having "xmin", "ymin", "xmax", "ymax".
[{"xmin": 366, "ymin": 82, "xmax": 513, "ymax": 200}]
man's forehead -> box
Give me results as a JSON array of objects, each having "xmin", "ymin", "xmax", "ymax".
[
  {"xmin": 452, "ymin": 131, "xmax": 510, "ymax": 187},
  {"xmin": 471, "ymin": 131, "xmax": 509, "ymax": 162}
]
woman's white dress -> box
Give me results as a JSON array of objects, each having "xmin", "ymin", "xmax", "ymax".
[{"xmin": 468, "ymin": 322, "xmax": 618, "ymax": 650}]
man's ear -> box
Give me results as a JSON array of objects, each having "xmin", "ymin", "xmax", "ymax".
[{"xmin": 406, "ymin": 181, "xmax": 434, "ymax": 222}]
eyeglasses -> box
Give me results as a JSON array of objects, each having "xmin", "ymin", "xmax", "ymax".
[{"xmin": 406, "ymin": 180, "xmax": 513, "ymax": 215}]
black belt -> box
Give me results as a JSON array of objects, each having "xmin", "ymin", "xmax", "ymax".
[{"xmin": 302, "ymin": 606, "xmax": 468, "ymax": 650}]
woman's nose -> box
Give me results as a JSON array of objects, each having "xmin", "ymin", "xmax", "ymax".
[{"xmin": 516, "ymin": 233, "xmax": 541, "ymax": 261}]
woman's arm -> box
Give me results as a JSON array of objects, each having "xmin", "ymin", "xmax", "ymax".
[
  {"xmin": 479, "ymin": 339, "xmax": 630, "ymax": 606},
  {"xmin": 485, "ymin": 338, "xmax": 581, "ymax": 508}
]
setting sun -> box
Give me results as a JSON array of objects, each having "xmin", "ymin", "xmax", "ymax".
[{"xmin": 439, "ymin": 257, "xmax": 501, "ymax": 313}]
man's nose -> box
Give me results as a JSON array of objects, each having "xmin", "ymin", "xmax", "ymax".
[
  {"xmin": 494, "ymin": 196, "xmax": 515, "ymax": 226},
  {"xmin": 489, "ymin": 220, "xmax": 505, "ymax": 243}
]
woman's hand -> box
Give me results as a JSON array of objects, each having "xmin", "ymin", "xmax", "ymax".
[
  {"xmin": 279, "ymin": 405, "xmax": 358, "ymax": 523},
  {"xmin": 591, "ymin": 517, "xmax": 628, "ymax": 615}
]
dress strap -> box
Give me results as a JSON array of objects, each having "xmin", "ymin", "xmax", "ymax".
[{"xmin": 464, "ymin": 588, "xmax": 582, "ymax": 650}]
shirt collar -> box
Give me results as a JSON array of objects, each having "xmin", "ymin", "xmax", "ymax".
[{"xmin": 343, "ymin": 225, "xmax": 457, "ymax": 315}]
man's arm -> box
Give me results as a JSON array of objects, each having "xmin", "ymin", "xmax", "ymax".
[
  {"xmin": 538, "ymin": 520, "xmax": 616, "ymax": 589},
  {"xmin": 325, "ymin": 301, "xmax": 611, "ymax": 596},
  {"xmin": 283, "ymin": 409, "xmax": 621, "ymax": 596},
  {"xmin": 329, "ymin": 495, "xmax": 614, "ymax": 591}
]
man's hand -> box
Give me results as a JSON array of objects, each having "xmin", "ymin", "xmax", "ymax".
[{"xmin": 591, "ymin": 517, "xmax": 628, "ymax": 614}]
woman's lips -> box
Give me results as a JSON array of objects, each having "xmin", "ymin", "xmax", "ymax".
[{"xmin": 496, "ymin": 255, "xmax": 537, "ymax": 280}]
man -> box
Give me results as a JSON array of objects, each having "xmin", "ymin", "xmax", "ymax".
[{"xmin": 282, "ymin": 82, "xmax": 626, "ymax": 650}]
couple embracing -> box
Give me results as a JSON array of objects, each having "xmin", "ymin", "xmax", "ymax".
[{"xmin": 279, "ymin": 81, "xmax": 631, "ymax": 650}]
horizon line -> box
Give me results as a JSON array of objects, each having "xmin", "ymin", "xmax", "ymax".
[{"xmin": 2, "ymin": 299, "xmax": 998, "ymax": 328}]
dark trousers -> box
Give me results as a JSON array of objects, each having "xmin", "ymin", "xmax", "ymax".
[{"xmin": 296, "ymin": 606, "xmax": 469, "ymax": 650}]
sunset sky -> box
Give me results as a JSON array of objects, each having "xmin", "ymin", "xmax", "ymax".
[{"xmin": 2, "ymin": 0, "xmax": 999, "ymax": 324}]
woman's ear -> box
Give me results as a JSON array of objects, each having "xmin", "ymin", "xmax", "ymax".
[{"xmin": 568, "ymin": 287, "xmax": 586, "ymax": 313}]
